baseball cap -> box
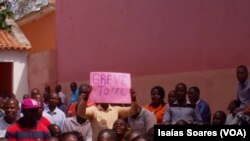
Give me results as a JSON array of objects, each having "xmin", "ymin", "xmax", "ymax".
[{"xmin": 21, "ymin": 98, "xmax": 41, "ymax": 109}]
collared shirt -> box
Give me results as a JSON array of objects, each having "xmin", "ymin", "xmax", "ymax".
[
  {"xmin": 62, "ymin": 117, "xmax": 92, "ymax": 141},
  {"xmin": 196, "ymin": 99, "xmax": 211, "ymax": 125},
  {"xmin": 44, "ymin": 107, "xmax": 66, "ymax": 127},
  {"xmin": 42, "ymin": 111, "xmax": 53, "ymax": 123},
  {"xmin": 196, "ymin": 99, "xmax": 201, "ymax": 104},
  {"xmin": 128, "ymin": 108, "xmax": 156, "ymax": 135},
  {"xmin": 85, "ymin": 104, "xmax": 131, "ymax": 141},
  {"xmin": 237, "ymin": 79, "xmax": 250, "ymax": 108},
  {"xmin": 163, "ymin": 101, "xmax": 202, "ymax": 124},
  {"xmin": 144, "ymin": 103, "xmax": 167, "ymax": 124}
]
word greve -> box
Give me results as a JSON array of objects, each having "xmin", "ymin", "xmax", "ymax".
[
  {"xmin": 92, "ymin": 73, "xmax": 129, "ymax": 86},
  {"xmin": 89, "ymin": 72, "xmax": 131, "ymax": 103}
]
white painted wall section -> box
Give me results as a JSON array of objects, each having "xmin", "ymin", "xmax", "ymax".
[{"xmin": 0, "ymin": 50, "xmax": 29, "ymax": 100}]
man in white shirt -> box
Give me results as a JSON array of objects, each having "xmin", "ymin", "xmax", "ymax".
[
  {"xmin": 55, "ymin": 84, "xmax": 67, "ymax": 106},
  {"xmin": 62, "ymin": 104, "xmax": 92, "ymax": 141},
  {"xmin": 44, "ymin": 92, "xmax": 66, "ymax": 128},
  {"xmin": 0, "ymin": 98, "xmax": 19, "ymax": 138}
]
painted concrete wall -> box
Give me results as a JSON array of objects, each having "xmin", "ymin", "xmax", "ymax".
[
  {"xmin": 20, "ymin": 12, "xmax": 57, "ymax": 93},
  {"xmin": 20, "ymin": 12, "xmax": 56, "ymax": 54},
  {"xmin": 0, "ymin": 50, "xmax": 29, "ymax": 101},
  {"xmin": 28, "ymin": 49, "xmax": 57, "ymax": 94},
  {"xmin": 56, "ymin": 0, "xmax": 250, "ymax": 113},
  {"xmin": 59, "ymin": 68, "xmax": 239, "ymax": 115}
]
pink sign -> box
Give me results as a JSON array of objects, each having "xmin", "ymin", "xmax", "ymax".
[{"xmin": 88, "ymin": 72, "xmax": 131, "ymax": 103}]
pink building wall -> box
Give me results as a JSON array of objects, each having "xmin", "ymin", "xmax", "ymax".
[{"xmin": 56, "ymin": 0, "xmax": 250, "ymax": 113}]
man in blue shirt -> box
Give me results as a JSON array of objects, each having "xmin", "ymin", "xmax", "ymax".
[
  {"xmin": 163, "ymin": 83, "xmax": 202, "ymax": 125},
  {"xmin": 188, "ymin": 86, "xmax": 211, "ymax": 124},
  {"xmin": 236, "ymin": 65, "xmax": 250, "ymax": 109},
  {"xmin": 69, "ymin": 82, "xmax": 79, "ymax": 104}
]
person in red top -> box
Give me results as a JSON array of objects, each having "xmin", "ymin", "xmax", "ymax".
[
  {"xmin": 144, "ymin": 86, "xmax": 167, "ymax": 124},
  {"xmin": 5, "ymin": 98, "xmax": 50, "ymax": 141},
  {"xmin": 38, "ymin": 101, "xmax": 51, "ymax": 128}
]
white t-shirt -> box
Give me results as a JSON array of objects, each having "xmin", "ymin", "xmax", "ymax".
[
  {"xmin": 59, "ymin": 91, "xmax": 67, "ymax": 104},
  {"xmin": 0, "ymin": 117, "xmax": 10, "ymax": 137}
]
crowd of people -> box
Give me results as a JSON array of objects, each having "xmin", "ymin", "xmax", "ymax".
[{"xmin": 0, "ymin": 65, "xmax": 250, "ymax": 141}]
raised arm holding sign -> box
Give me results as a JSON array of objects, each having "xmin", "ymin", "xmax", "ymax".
[{"xmin": 77, "ymin": 72, "xmax": 138, "ymax": 141}]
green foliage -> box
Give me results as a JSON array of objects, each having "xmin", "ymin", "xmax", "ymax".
[{"xmin": 0, "ymin": 1, "xmax": 14, "ymax": 32}]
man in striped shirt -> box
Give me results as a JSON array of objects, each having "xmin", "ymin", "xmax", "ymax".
[{"xmin": 5, "ymin": 98, "xmax": 50, "ymax": 141}]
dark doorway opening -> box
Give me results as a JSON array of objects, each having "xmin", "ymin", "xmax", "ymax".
[{"xmin": 0, "ymin": 62, "xmax": 13, "ymax": 98}]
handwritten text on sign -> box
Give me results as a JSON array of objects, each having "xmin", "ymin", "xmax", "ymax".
[{"xmin": 89, "ymin": 72, "xmax": 131, "ymax": 103}]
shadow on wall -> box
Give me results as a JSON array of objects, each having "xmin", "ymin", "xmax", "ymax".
[
  {"xmin": 59, "ymin": 68, "xmax": 240, "ymax": 115},
  {"xmin": 132, "ymin": 68, "xmax": 239, "ymax": 115},
  {"xmin": 28, "ymin": 49, "xmax": 57, "ymax": 95}
]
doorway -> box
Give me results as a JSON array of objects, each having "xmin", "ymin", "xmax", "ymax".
[{"xmin": 0, "ymin": 62, "xmax": 13, "ymax": 98}]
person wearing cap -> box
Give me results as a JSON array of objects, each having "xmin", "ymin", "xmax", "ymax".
[{"xmin": 5, "ymin": 98, "xmax": 50, "ymax": 141}]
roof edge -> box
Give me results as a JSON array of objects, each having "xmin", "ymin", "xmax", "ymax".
[
  {"xmin": 16, "ymin": 1, "xmax": 55, "ymax": 26},
  {"xmin": 6, "ymin": 19, "xmax": 31, "ymax": 50}
]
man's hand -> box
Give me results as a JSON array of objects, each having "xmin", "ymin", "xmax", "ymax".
[
  {"xmin": 79, "ymin": 84, "xmax": 92, "ymax": 102},
  {"xmin": 130, "ymin": 88, "xmax": 137, "ymax": 102},
  {"xmin": 83, "ymin": 92, "xmax": 90, "ymax": 101}
]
